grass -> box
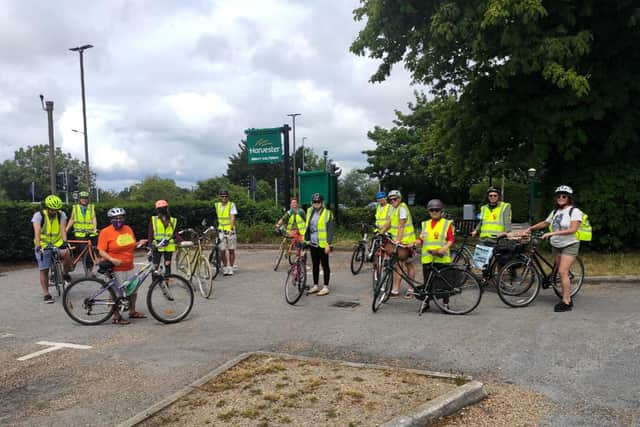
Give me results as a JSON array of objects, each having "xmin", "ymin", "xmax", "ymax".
[{"xmin": 579, "ymin": 250, "xmax": 640, "ymax": 276}]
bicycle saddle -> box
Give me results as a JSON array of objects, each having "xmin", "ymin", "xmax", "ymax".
[{"xmin": 97, "ymin": 261, "xmax": 115, "ymax": 274}]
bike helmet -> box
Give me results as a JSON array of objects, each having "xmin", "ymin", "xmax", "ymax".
[
  {"xmin": 375, "ymin": 191, "xmax": 386, "ymax": 200},
  {"xmin": 44, "ymin": 195, "xmax": 63, "ymax": 210},
  {"xmin": 311, "ymin": 193, "xmax": 323, "ymax": 202},
  {"xmin": 107, "ymin": 207, "xmax": 126, "ymax": 218},
  {"xmin": 427, "ymin": 199, "xmax": 444, "ymax": 210},
  {"xmin": 486, "ymin": 187, "xmax": 500, "ymax": 195},
  {"xmin": 218, "ymin": 189, "xmax": 229, "ymax": 196},
  {"xmin": 554, "ymin": 185, "xmax": 573, "ymax": 195},
  {"xmin": 155, "ymin": 199, "xmax": 169, "ymax": 208},
  {"xmin": 79, "ymin": 191, "xmax": 89, "ymax": 198},
  {"xmin": 388, "ymin": 190, "xmax": 401, "ymax": 199}
]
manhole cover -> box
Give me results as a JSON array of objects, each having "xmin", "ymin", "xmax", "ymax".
[{"xmin": 331, "ymin": 301, "xmax": 360, "ymax": 308}]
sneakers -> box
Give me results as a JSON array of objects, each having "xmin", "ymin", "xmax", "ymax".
[
  {"xmin": 63, "ymin": 273, "xmax": 72, "ymax": 283},
  {"xmin": 232, "ymin": 264, "xmax": 238, "ymax": 272},
  {"xmin": 223, "ymin": 266, "xmax": 234, "ymax": 276},
  {"xmin": 554, "ymin": 300, "xmax": 573, "ymax": 312},
  {"xmin": 317, "ymin": 286, "xmax": 330, "ymax": 296},
  {"xmin": 307, "ymin": 285, "xmax": 320, "ymax": 294},
  {"xmin": 43, "ymin": 294, "xmax": 54, "ymax": 304}
]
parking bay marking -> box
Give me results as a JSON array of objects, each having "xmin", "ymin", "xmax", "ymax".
[{"xmin": 17, "ymin": 341, "xmax": 92, "ymax": 361}]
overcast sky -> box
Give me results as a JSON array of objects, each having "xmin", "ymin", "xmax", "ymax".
[{"xmin": 0, "ymin": 0, "xmax": 420, "ymax": 191}]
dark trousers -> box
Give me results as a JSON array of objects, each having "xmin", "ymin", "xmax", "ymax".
[
  {"xmin": 152, "ymin": 249, "xmax": 173, "ymax": 275},
  {"xmin": 309, "ymin": 245, "xmax": 330, "ymax": 286}
]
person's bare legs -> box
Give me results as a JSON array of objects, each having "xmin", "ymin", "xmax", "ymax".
[
  {"xmin": 557, "ymin": 254, "xmax": 575, "ymax": 305},
  {"xmin": 39, "ymin": 269, "xmax": 49, "ymax": 296},
  {"xmin": 229, "ymin": 249, "xmax": 235, "ymax": 267}
]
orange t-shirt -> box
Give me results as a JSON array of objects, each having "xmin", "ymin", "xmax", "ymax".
[{"xmin": 97, "ymin": 225, "xmax": 137, "ymax": 272}]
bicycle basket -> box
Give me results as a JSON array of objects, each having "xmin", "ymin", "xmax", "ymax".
[{"xmin": 383, "ymin": 241, "xmax": 412, "ymax": 261}]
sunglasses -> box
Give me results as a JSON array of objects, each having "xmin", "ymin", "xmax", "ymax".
[
  {"xmin": 488, "ymin": 194, "xmax": 499, "ymax": 198},
  {"xmin": 220, "ymin": 195, "xmax": 228, "ymax": 198},
  {"xmin": 428, "ymin": 209, "xmax": 441, "ymax": 213},
  {"xmin": 556, "ymin": 194, "xmax": 569, "ymax": 199},
  {"xmin": 389, "ymin": 197, "xmax": 399, "ymax": 201},
  {"xmin": 312, "ymin": 200, "xmax": 321, "ymax": 203}
]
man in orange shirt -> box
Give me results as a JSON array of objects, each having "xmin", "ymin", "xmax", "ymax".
[{"xmin": 97, "ymin": 207, "xmax": 147, "ymax": 325}]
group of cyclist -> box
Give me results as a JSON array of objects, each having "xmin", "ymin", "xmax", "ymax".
[{"xmin": 33, "ymin": 183, "xmax": 585, "ymax": 315}]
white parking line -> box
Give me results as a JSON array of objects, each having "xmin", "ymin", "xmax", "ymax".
[{"xmin": 17, "ymin": 341, "xmax": 92, "ymax": 361}]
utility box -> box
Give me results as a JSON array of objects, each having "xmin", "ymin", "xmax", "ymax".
[
  {"xmin": 463, "ymin": 204, "xmax": 475, "ymax": 220},
  {"xmin": 299, "ymin": 170, "xmax": 337, "ymax": 207}
]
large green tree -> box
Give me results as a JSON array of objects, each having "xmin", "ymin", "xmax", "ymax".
[
  {"xmin": 352, "ymin": 1, "xmax": 640, "ymax": 248},
  {"xmin": 0, "ymin": 145, "xmax": 92, "ymax": 201},
  {"xmin": 121, "ymin": 175, "xmax": 190, "ymax": 203}
]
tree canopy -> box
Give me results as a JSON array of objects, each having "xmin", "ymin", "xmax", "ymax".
[{"xmin": 352, "ymin": 0, "xmax": 640, "ymax": 248}]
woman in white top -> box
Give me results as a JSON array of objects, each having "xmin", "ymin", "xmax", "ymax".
[{"xmin": 527, "ymin": 185, "xmax": 583, "ymax": 312}]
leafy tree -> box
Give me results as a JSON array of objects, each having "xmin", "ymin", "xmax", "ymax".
[
  {"xmin": 125, "ymin": 175, "xmax": 189, "ymax": 203},
  {"xmin": 352, "ymin": 1, "xmax": 640, "ymax": 247},
  {"xmin": 0, "ymin": 144, "xmax": 93, "ymax": 201},
  {"xmin": 338, "ymin": 170, "xmax": 379, "ymax": 207}
]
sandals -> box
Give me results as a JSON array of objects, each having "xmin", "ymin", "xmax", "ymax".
[
  {"xmin": 112, "ymin": 318, "xmax": 130, "ymax": 325},
  {"xmin": 390, "ymin": 291, "xmax": 401, "ymax": 298},
  {"xmin": 129, "ymin": 311, "xmax": 147, "ymax": 319},
  {"xmin": 404, "ymin": 290, "xmax": 417, "ymax": 300}
]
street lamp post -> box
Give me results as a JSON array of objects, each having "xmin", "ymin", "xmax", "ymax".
[
  {"xmin": 528, "ymin": 168, "xmax": 537, "ymax": 225},
  {"xmin": 286, "ymin": 113, "xmax": 301, "ymax": 198},
  {"xmin": 69, "ymin": 44, "xmax": 93, "ymax": 191}
]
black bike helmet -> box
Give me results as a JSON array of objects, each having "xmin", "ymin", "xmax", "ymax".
[
  {"xmin": 486, "ymin": 187, "xmax": 500, "ymax": 195},
  {"xmin": 311, "ymin": 193, "xmax": 323, "ymax": 202}
]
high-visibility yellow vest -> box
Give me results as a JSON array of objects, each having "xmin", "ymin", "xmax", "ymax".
[
  {"xmin": 215, "ymin": 202, "xmax": 236, "ymax": 232},
  {"xmin": 35, "ymin": 210, "xmax": 63, "ymax": 248},
  {"xmin": 72, "ymin": 204, "xmax": 96, "ymax": 237},
  {"xmin": 479, "ymin": 202, "xmax": 511, "ymax": 238},
  {"xmin": 152, "ymin": 216, "xmax": 177, "ymax": 252},
  {"xmin": 375, "ymin": 203, "xmax": 391, "ymax": 231},
  {"xmin": 389, "ymin": 202, "xmax": 416, "ymax": 244},
  {"xmin": 420, "ymin": 218, "xmax": 453, "ymax": 264},
  {"xmin": 286, "ymin": 209, "xmax": 306, "ymax": 233},
  {"xmin": 304, "ymin": 207, "xmax": 332, "ymax": 248}
]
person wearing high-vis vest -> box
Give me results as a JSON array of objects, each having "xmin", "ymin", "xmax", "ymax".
[
  {"xmin": 147, "ymin": 200, "xmax": 181, "ymax": 277},
  {"xmin": 374, "ymin": 191, "xmax": 391, "ymax": 233},
  {"xmin": 471, "ymin": 187, "xmax": 511, "ymax": 245},
  {"xmin": 215, "ymin": 189, "xmax": 238, "ymax": 276},
  {"xmin": 379, "ymin": 190, "xmax": 416, "ymax": 298},
  {"xmin": 527, "ymin": 185, "xmax": 584, "ymax": 312},
  {"xmin": 413, "ymin": 199, "xmax": 455, "ymax": 306},
  {"xmin": 275, "ymin": 197, "xmax": 306, "ymax": 238},
  {"xmin": 32, "ymin": 195, "xmax": 72, "ymax": 303},
  {"xmin": 66, "ymin": 190, "xmax": 98, "ymax": 270},
  {"xmin": 303, "ymin": 193, "xmax": 334, "ymax": 296}
]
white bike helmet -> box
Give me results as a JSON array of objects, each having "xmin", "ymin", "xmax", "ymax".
[
  {"xmin": 107, "ymin": 207, "xmax": 126, "ymax": 218},
  {"xmin": 388, "ymin": 190, "xmax": 401, "ymax": 199},
  {"xmin": 554, "ymin": 185, "xmax": 573, "ymax": 195}
]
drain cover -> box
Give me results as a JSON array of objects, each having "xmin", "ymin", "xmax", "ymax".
[{"xmin": 331, "ymin": 301, "xmax": 360, "ymax": 308}]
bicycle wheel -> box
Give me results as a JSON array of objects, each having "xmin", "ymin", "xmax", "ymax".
[
  {"xmin": 209, "ymin": 246, "xmax": 221, "ymax": 279},
  {"xmin": 49, "ymin": 261, "xmax": 64, "ymax": 297},
  {"xmin": 274, "ymin": 239, "xmax": 286, "ymax": 271},
  {"xmin": 431, "ymin": 267, "xmax": 482, "ymax": 315},
  {"xmin": 285, "ymin": 262, "xmax": 305, "ymax": 305},
  {"xmin": 551, "ymin": 256, "xmax": 584, "ymax": 298},
  {"xmin": 350, "ymin": 244, "xmax": 366, "ymax": 275},
  {"xmin": 147, "ymin": 274, "xmax": 194, "ymax": 324},
  {"xmin": 195, "ymin": 255, "xmax": 214, "ymax": 298},
  {"xmin": 175, "ymin": 248, "xmax": 190, "ymax": 275},
  {"xmin": 372, "ymin": 268, "xmax": 393, "ymax": 312},
  {"xmin": 62, "ymin": 278, "xmax": 117, "ymax": 325},
  {"xmin": 496, "ymin": 259, "xmax": 541, "ymax": 307},
  {"xmin": 451, "ymin": 247, "xmax": 472, "ymax": 269},
  {"xmin": 372, "ymin": 248, "xmax": 384, "ymax": 291}
]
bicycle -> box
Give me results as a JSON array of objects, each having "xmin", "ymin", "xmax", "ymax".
[
  {"xmin": 40, "ymin": 244, "xmax": 68, "ymax": 297},
  {"xmin": 284, "ymin": 241, "xmax": 308, "ymax": 305},
  {"xmin": 175, "ymin": 227, "xmax": 215, "ymax": 298},
  {"xmin": 495, "ymin": 232, "xmax": 585, "ymax": 307},
  {"xmin": 62, "ymin": 249, "xmax": 194, "ymax": 325},
  {"xmin": 372, "ymin": 237, "xmax": 482, "ymax": 315},
  {"xmin": 207, "ymin": 227, "xmax": 226, "ymax": 278},
  {"xmin": 350, "ymin": 223, "xmax": 383, "ymax": 275},
  {"xmin": 67, "ymin": 237, "xmax": 99, "ymax": 277},
  {"xmin": 273, "ymin": 227, "xmax": 300, "ymax": 271}
]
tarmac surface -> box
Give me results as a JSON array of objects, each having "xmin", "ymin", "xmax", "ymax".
[{"xmin": 1, "ymin": 249, "xmax": 639, "ymax": 426}]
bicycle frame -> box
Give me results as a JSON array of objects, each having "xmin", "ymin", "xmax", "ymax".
[{"xmin": 67, "ymin": 239, "xmax": 98, "ymax": 271}]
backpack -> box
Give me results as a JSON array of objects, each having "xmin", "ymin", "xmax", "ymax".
[{"xmin": 549, "ymin": 207, "xmax": 592, "ymax": 242}]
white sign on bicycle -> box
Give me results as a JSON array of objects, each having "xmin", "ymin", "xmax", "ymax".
[{"xmin": 472, "ymin": 245, "xmax": 494, "ymax": 269}]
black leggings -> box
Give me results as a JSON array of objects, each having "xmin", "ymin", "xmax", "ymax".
[
  {"xmin": 309, "ymin": 245, "xmax": 330, "ymax": 286},
  {"xmin": 152, "ymin": 249, "xmax": 173, "ymax": 275}
]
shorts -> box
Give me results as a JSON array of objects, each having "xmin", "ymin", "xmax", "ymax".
[
  {"xmin": 552, "ymin": 242, "xmax": 580, "ymax": 257},
  {"xmin": 35, "ymin": 248, "xmax": 53, "ymax": 271},
  {"xmin": 114, "ymin": 270, "xmax": 135, "ymax": 293},
  {"xmin": 219, "ymin": 232, "xmax": 237, "ymax": 251}
]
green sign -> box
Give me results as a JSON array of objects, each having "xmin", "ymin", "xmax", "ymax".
[{"xmin": 245, "ymin": 127, "xmax": 282, "ymax": 164}]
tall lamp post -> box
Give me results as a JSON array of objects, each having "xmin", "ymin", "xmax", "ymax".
[
  {"xmin": 528, "ymin": 168, "xmax": 537, "ymax": 225},
  {"xmin": 69, "ymin": 44, "xmax": 93, "ymax": 191},
  {"xmin": 39, "ymin": 95, "xmax": 56, "ymax": 195},
  {"xmin": 286, "ymin": 113, "xmax": 301, "ymax": 198},
  {"xmin": 301, "ymin": 136, "xmax": 307, "ymax": 171}
]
